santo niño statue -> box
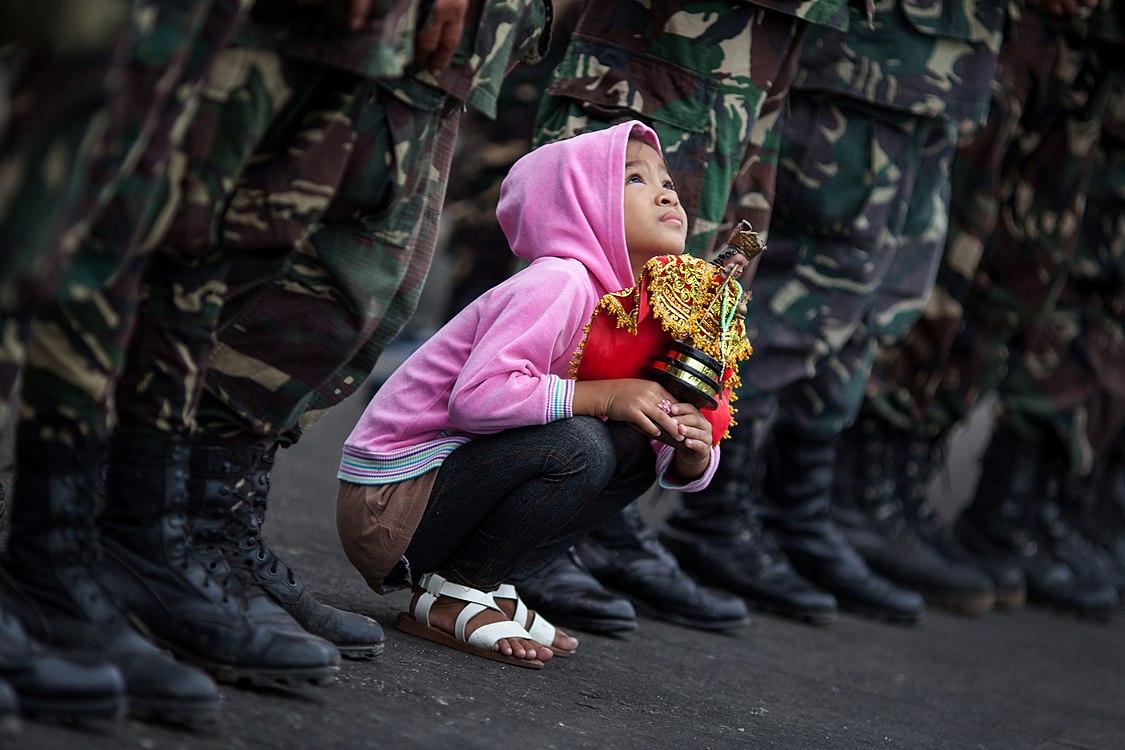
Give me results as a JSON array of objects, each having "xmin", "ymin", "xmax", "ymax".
[{"xmin": 573, "ymin": 220, "xmax": 764, "ymax": 448}]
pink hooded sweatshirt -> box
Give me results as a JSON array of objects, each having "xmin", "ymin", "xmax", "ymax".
[{"xmin": 338, "ymin": 121, "xmax": 719, "ymax": 491}]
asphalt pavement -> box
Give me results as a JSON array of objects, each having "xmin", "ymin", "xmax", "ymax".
[{"xmin": 4, "ymin": 390, "xmax": 1124, "ymax": 750}]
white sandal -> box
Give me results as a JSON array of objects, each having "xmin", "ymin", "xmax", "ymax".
[
  {"xmin": 493, "ymin": 583, "xmax": 576, "ymax": 657},
  {"xmin": 395, "ymin": 573, "xmax": 545, "ymax": 669}
]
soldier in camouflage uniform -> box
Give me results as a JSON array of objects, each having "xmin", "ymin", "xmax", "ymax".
[
  {"xmin": 950, "ymin": 54, "xmax": 1124, "ymax": 617},
  {"xmin": 839, "ymin": 0, "xmax": 1125, "ymax": 618},
  {"xmin": 170, "ymin": 2, "xmax": 549, "ymax": 657},
  {"xmin": 0, "ymin": 0, "xmax": 309, "ymax": 728},
  {"xmin": 1012, "ymin": 89, "xmax": 1125, "ymax": 603},
  {"xmin": 179, "ymin": 0, "xmax": 547, "ymax": 661},
  {"xmin": 511, "ymin": 0, "xmax": 863, "ymax": 632},
  {"xmin": 0, "ymin": 0, "xmax": 140, "ymax": 726},
  {"xmin": 0, "ymin": 0, "xmax": 549, "ymax": 695},
  {"xmin": 653, "ymin": 0, "xmax": 1013, "ymax": 625}
]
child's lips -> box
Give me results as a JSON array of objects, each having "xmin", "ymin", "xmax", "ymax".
[{"xmin": 661, "ymin": 212, "xmax": 683, "ymax": 226}]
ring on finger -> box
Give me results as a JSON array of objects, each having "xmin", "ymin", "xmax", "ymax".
[{"xmin": 657, "ymin": 399, "xmax": 673, "ymax": 415}]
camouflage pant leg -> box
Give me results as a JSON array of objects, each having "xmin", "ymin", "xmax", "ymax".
[
  {"xmin": 114, "ymin": 46, "xmax": 330, "ymax": 437},
  {"xmin": 924, "ymin": 23, "xmax": 1110, "ymax": 439},
  {"xmin": 534, "ymin": 6, "xmax": 803, "ymax": 258},
  {"xmin": 997, "ymin": 68, "xmax": 1125, "ymax": 475},
  {"xmin": 722, "ymin": 22, "xmax": 808, "ymax": 246},
  {"xmin": 0, "ymin": 0, "xmax": 130, "ymax": 314},
  {"xmin": 0, "ymin": 0, "xmax": 131, "ymax": 428},
  {"xmin": 290, "ymin": 128, "xmax": 457, "ymax": 443},
  {"xmin": 196, "ymin": 84, "xmax": 462, "ymax": 441},
  {"xmin": 15, "ymin": 0, "xmax": 251, "ymax": 443},
  {"xmin": 865, "ymin": 9, "xmax": 1060, "ymax": 431},
  {"xmin": 914, "ymin": 31, "xmax": 1112, "ymax": 438},
  {"xmin": 441, "ymin": 2, "xmax": 578, "ymax": 320},
  {"xmin": 737, "ymin": 93, "xmax": 956, "ymax": 438}
]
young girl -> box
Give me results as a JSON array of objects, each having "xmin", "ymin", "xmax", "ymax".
[{"xmin": 335, "ymin": 121, "xmax": 722, "ymax": 668}]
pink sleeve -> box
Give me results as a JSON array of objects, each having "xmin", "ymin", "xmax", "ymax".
[
  {"xmin": 654, "ymin": 443, "xmax": 719, "ymax": 492},
  {"xmin": 447, "ymin": 266, "xmax": 588, "ymax": 433}
]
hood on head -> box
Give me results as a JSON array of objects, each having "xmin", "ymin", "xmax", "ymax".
[{"xmin": 497, "ymin": 121, "xmax": 662, "ymax": 295}]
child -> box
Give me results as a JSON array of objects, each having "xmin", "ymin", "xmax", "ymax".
[{"xmin": 335, "ymin": 121, "xmax": 722, "ymax": 668}]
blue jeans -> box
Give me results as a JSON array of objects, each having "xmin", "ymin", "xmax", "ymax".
[{"xmin": 404, "ymin": 416, "xmax": 655, "ymax": 589}]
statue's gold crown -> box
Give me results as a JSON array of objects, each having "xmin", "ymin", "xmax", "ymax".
[{"xmin": 725, "ymin": 219, "xmax": 765, "ymax": 261}]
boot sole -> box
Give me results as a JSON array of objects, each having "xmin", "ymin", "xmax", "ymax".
[
  {"xmin": 919, "ymin": 590, "xmax": 996, "ymax": 616},
  {"xmin": 130, "ymin": 695, "xmax": 221, "ymax": 730},
  {"xmin": 1031, "ymin": 595, "xmax": 1116, "ymax": 622},
  {"xmin": 993, "ymin": 587, "xmax": 1028, "ymax": 610},
  {"xmin": 744, "ymin": 599, "xmax": 838, "ymax": 627},
  {"xmin": 624, "ymin": 594, "xmax": 751, "ymax": 632},
  {"xmin": 838, "ymin": 600, "xmax": 924, "ymax": 626},
  {"xmin": 153, "ymin": 639, "xmax": 339, "ymax": 690},
  {"xmin": 18, "ymin": 694, "xmax": 126, "ymax": 726},
  {"xmin": 339, "ymin": 642, "xmax": 387, "ymax": 660},
  {"xmin": 203, "ymin": 661, "xmax": 339, "ymax": 689}
]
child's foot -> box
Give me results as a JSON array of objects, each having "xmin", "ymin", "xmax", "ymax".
[
  {"xmin": 408, "ymin": 588, "xmax": 552, "ymax": 663},
  {"xmin": 492, "ymin": 583, "xmax": 579, "ymax": 656}
]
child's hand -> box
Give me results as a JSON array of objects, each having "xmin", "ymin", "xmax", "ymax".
[
  {"xmin": 665, "ymin": 402, "xmax": 713, "ymax": 482},
  {"xmin": 573, "ymin": 379, "xmax": 681, "ymax": 438},
  {"xmin": 572, "ymin": 380, "xmax": 714, "ymax": 479}
]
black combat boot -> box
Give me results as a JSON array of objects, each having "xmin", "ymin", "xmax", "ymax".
[
  {"xmin": 97, "ymin": 433, "xmax": 340, "ymax": 689},
  {"xmin": 515, "ymin": 548, "xmax": 638, "ymax": 634},
  {"xmin": 189, "ymin": 442, "xmax": 384, "ymax": 658},
  {"xmin": 831, "ymin": 411, "xmax": 996, "ymax": 615},
  {"xmin": 1057, "ymin": 458, "xmax": 1125, "ymax": 597},
  {"xmin": 893, "ymin": 428, "xmax": 1027, "ymax": 609},
  {"xmin": 574, "ymin": 503, "xmax": 750, "ymax": 631},
  {"xmin": 3, "ymin": 428, "xmax": 218, "ymax": 727},
  {"xmin": 1089, "ymin": 444, "xmax": 1125, "ymax": 595},
  {"xmin": 759, "ymin": 426, "xmax": 925, "ymax": 624},
  {"xmin": 659, "ymin": 421, "xmax": 838, "ymax": 625},
  {"xmin": 954, "ymin": 425, "xmax": 1118, "ymax": 619},
  {"xmin": 0, "ymin": 575, "xmax": 124, "ymax": 725}
]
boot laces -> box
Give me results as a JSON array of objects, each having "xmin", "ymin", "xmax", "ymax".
[
  {"xmin": 736, "ymin": 507, "xmax": 787, "ymax": 562},
  {"xmin": 858, "ymin": 444, "xmax": 914, "ymax": 541},
  {"xmin": 897, "ymin": 435, "xmax": 948, "ymax": 536}
]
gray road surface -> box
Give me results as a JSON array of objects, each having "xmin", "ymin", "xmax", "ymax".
[{"xmin": 4, "ymin": 391, "xmax": 1123, "ymax": 750}]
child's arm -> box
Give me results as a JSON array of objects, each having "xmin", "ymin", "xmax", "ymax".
[{"xmin": 448, "ymin": 264, "xmax": 589, "ymax": 433}]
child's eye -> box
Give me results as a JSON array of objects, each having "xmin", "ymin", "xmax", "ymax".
[
  {"xmin": 626, "ymin": 173, "xmax": 643, "ymax": 184},
  {"xmin": 663, "ymin": 180, "xmax": 676, "ymax": 191}
]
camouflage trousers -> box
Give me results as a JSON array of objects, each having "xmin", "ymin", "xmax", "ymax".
[
  {"xmin": 194, "ymin": 69, "xmax": 462, "ymax": 445},
  {"xmin": 736, "ymin": 91, "xmax": 958, "ymax": 438},
  {"xmin": 865, "ymin": 11, "xmax": 1120, "ymax": 472},
  {"xmin": 440, "ymin": 1, "xmax": 578, "ymax": 320},
  {"xmin": 0, "ymin": 0, "xmax": 130, "ymax": 314},
  {"xmin": 994, "ymin": 71, "xmax": 1125, "ymax": 474},
  {"xmin": 1, "ymin": 0, "xmax": 252, "ymax": 438},
  {"xmin": 16, "ymin": 34, "xmax": 461, "ymax": 447},
  {"xmin": 533, "ymin": 5, "xmax": 806, "ymax": 258}
]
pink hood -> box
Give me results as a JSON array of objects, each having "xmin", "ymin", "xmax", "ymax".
[{"xmin": 498, "ymin": 120, "xmax": 662, "ymax": 295}]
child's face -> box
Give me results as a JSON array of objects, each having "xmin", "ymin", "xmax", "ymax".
[{"xmin": 623, "ymin": 141, "xmax": 687, "ymax": 269}]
